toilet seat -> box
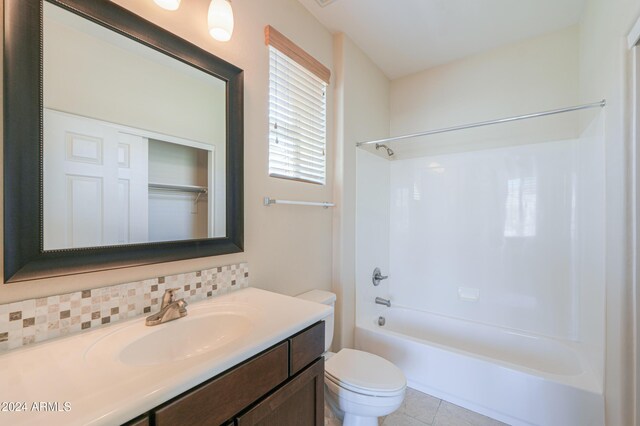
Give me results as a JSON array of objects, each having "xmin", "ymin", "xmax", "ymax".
[
  {"xmin": 325, "ymin": 348, "xmax": 406, "ymax": 397},
  {"xmin": 325, "ymin": 373, "xmax": 405, "ymax": 410}
]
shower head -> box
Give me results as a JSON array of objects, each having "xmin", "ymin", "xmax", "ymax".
[{"xmin": 375, "ymin": 143, "xmax": 394, "ymax": 157}]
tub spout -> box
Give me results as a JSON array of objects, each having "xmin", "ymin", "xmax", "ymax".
[{"xmin": 375, "ymin": 297, "xmax": 391, "ymax": 307}]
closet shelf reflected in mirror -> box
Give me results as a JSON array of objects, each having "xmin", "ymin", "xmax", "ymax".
[{"xmin": 148, "ymin": 183, "xmax": 208, "ymax": 194}]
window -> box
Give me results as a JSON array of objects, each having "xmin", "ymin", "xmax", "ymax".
[{"xmin": 265, "ymin": 26, "xmax": 330, "ymax": 185}]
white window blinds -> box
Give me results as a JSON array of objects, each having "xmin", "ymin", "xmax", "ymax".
[{"xmin": 268, "ymin": 45, "xmax": 327, "ymax": 185}]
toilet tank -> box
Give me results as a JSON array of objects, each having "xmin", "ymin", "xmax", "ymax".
[{"xmin": 296, "ymin": 290, "xmax": 336, "ymax": 352}]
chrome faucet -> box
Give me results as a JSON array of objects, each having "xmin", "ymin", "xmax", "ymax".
[
  {"xmin": 145, "ymin": 288, "xmax": 188, "ymax": 326},
  {"xmin": 372, "ymin": 267, "xmax": 389, "ymax": 286},
  {"xmin": 375, "ymin": 297, "xmax": 391, "ymax": 307}
]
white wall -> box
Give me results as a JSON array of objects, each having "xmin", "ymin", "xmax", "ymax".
[
  {"xmin": 384, "ymin": 24, "xmax": 603, "ymax": 342},
  {"xmin": 385, "ymin": 133, "xmax": 604, "ymax": 349},
  {"xmin": 382, "ymin": 1, "xmax": 638, "ymax": 422},
  {"xmin": 333, "ymin": 33, "xmax": 390, "ymax": 349},
  {"xmin": 0, "ymin": 0, "xmax": 336, "ymax": 305},
  {"xmin": 578, "ymin": 0, "xmax": 640, "ymax": 424},
  {"xmin": 390, "ymin": 26, "xmax": 580, "ymax": 158},
  {"xmin": 355, "ymin": 149, "xmax": 390, "ymax": 328},
  {"xmin": 576, "ymin": 114, "xmax": 606, "ymax": 380}
]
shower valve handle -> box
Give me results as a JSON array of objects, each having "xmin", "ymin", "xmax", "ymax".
[{"xmin": 372, "ymin": 267, "xmax": 389, "ymax": 286}]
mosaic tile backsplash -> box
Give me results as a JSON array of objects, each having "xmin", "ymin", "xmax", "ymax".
[{"xmin": 0, "ymin": 262, "xmax": 249, "ymax": 352}]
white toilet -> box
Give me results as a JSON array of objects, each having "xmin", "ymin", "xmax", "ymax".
[{"xmin": 297, "ymin": 290, "xmax": 406, "ymax": 426}]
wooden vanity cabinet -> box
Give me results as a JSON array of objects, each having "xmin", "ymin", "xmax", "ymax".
[
  {"xmin": 154, "ymin": 343, "xmax": 290, "ymax": 426},
  {"xmin": 236, "ymin": 358, "xmax": 324, "ymax": 425},
  {"xmin": 124, "ymin": 321, "xmax": 325, "ymax": 426}
]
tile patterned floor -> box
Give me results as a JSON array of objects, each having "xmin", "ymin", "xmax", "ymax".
[{"xmin": 324, "ymin": 387, "xmax": 508, "ymax": 426}]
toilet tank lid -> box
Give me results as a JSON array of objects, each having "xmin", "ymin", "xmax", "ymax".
[{"xmin": 296, "ymin": 290, "xmax": 336, "ymax": 305}]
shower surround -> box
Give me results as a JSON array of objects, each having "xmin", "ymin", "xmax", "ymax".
[{"xmin": 355, "ymin": 117, "xmax": 605, "ymax": 425}]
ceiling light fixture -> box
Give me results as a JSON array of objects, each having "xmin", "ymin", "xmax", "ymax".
[
  {"xmin": 153, "ymin": 0, "xmax": 181, "ymax": 11},
  {"xmin": 208, "ymin": 0, "xmax": 234, "ymax": 42}
]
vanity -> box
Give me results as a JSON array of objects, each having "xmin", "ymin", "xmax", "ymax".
[
  {"xmin": 0, "ymin": 288, "xmax": 330, "ymax": 425},
  {"xmin": 132, "ymin": 322, "xmax": 325, "ymax": 426}
]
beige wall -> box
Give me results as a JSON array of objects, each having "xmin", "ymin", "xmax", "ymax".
[
  {"xmin": 390, "ymin": 26, "xmax": 580, "ymax": 158},
  {"xmin": 578, "ymin": 0, "xmax": 640, "ymax": 424},
  {"xmin": 0, "ymin": 0, "xmax": 335, "ymax": 303},
  {"xmin": 332, "ymin": 33, "xmax": 389, "ymax": 349}
]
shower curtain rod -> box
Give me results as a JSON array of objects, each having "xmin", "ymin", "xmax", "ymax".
[{"xmin": 356, "ymin": 99, "xmax": 606, "ymax": 147}]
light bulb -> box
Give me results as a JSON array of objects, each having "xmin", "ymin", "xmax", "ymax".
[
  {"xmin": 208, "ymin": 0, "xmax": 234, "ymax": 42},
  {"xmin": 154, "ymin": 0, "xmax": 181, "ymax": 11}
]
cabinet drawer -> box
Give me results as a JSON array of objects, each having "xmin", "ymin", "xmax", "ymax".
[
  {"xmin": 154, "ymin": 342, "xmax": 289, "ymax": 426},
  {"xmin": 236, "ymin": 358, "xmax": 325, "ymax": 426},
  {"xmin": 289, "ymin": 321, "xmax": 324, "ymax": 376}
]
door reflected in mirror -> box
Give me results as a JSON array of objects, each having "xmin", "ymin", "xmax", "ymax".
[{"xmin": 42, "ymin": 2, "xmax": 227, "ymax": 250}]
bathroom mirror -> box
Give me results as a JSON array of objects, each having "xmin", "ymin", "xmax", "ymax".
[{"xmin": 4, "ymin": 0, "xmax": 244, "ymax": 282}]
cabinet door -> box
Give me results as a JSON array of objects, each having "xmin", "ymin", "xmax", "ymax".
[
  {"xmin": 154, "ymin": 343, "xmax": 288, "ymax": 426},
  {"xmin": 236, "ymin": 358, "xmax": 324, "ymax": 426}
]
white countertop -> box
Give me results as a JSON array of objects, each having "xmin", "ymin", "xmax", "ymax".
[{"xmin": 0, "ymin": 287, "xmax": 331, "ymax": 425}]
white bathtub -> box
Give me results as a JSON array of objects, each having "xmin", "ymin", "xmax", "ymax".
[{"xmin": 355, "ymin": 307, "xmax": 604, "ymax": 426}]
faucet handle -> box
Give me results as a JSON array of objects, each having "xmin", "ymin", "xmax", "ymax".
[
  {"xmin": 372, "ymin": 267, "xmax": 389, "ymax": 286},
  {"xmin": 161, "ymin": 288, "xmax": 181, "ymax": 307},
  {"xmin": 166, "ymin": 287, "xmax": 181, "ymax": 296}
]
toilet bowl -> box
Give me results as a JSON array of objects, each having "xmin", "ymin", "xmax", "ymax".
[
  {"xmin": 325, "ymin": 348, "xmax": 405, "ymax": 426},
  {"xmin": 297, "ymin": 291, "xmax": 406, "ymax": 426}
]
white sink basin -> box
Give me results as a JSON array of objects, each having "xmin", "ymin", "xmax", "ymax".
[
  {"xmin": 120, "ymin": 313, "xmax": 252, "ymax": 365},
  {"xmin": 85, "ymin": 306, "xmax": 253, "ymax": 367}
]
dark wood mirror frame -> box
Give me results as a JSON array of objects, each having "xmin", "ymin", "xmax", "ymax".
[{"xmin": 4, "ymin": 0, "xmax": 244, "ymax": 283}]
